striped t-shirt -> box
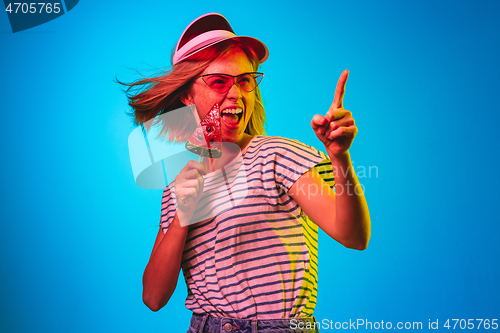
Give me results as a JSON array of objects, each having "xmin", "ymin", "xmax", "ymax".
[{"xmin": 160, "ymin": 136, "xmax": 334, "ymax": 319}]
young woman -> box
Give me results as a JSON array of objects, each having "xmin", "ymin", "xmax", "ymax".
[{"xmin": 123, "ymin": 13, "xmax": 370, "ymax": 333}]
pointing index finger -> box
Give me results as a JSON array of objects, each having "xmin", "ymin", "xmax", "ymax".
[{"xmin": 333, "ymin": 69, "xmax": 349, "ymax": 109}]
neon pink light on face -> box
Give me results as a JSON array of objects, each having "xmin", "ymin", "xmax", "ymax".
[{"xmin": 184, "ymin": 47, "xmax": 256, "ymax": 149}]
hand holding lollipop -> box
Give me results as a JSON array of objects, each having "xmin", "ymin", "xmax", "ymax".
[{"xmin": 179, "ymin": 104, "xmax": 222, "ymax": 207}]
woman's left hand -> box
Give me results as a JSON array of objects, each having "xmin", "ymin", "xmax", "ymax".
[{"xmin": 311, "ymin": 70, "xmax": 357, "ymax": 157}]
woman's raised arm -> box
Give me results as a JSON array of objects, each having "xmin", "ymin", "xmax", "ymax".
[{"xmin": 290, "ymin": 70, "xmax": 370, "ymax": 250}]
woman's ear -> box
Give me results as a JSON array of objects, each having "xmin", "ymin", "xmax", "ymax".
[{"xmin": 180, "ymin": 91, "xmax": 193, "ymax": 106}]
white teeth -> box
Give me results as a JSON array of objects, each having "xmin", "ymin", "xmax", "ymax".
[{"xmin": 222, "ymin": 108, "xmax": 243, "ymax": 115}]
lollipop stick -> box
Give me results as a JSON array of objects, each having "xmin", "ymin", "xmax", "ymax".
[{"xmin": 184, "ymin": 154, "xmax": 202, "ymax": 205}]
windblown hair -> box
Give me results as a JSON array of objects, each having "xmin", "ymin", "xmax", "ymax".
[{"xmin": 118, "ymin": 40, "xmax": 266, "ymax": 142}]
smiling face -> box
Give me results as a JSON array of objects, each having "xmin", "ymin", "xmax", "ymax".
[{"xmin": 182, "ymin": 47, "xmax": 256, "ymax": 147}]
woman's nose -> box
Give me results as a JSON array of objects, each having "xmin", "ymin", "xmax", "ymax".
[{"xmin": 226, "ymin": 79, "xmax": 243, "ymax": 100}]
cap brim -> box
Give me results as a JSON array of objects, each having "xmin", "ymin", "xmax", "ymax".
[{"xmin": 176, "ymin": 35, "xmax": 269, "ymax": 65}]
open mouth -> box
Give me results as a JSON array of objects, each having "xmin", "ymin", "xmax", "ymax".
[{"xmin": 220, "ymin": 107, "xmax": 243, "ymax": 125}]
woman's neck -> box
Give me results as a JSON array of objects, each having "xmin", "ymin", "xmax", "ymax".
[{"xmin": 236, "ymin": 133, "xmax": 254, "ymax": 152}]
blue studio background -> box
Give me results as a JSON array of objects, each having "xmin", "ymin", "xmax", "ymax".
[{"xmin": 1, "ymin": 1, "xmax": 499, "ymax": 332}]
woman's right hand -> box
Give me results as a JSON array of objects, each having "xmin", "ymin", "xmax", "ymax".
[{"xmin": 175, "ymin": 160, "xmax": 207, "ymax": 216}]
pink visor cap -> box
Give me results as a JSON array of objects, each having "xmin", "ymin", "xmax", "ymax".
[{"xmin": 172, "ymin": 13, "xmax": 269, "ymax": 65}]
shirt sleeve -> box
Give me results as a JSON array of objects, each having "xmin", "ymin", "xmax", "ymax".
[
  {"xmin": 270, "ymin": 137, "xmax": 329, "ymax": 192},
  {"xmin": 311, "ymin": 158, "xmax": 335, "ymax": 188},
  {"xmin": 159, "ymin": 183, "xmax": 177, "ymax": 234}
]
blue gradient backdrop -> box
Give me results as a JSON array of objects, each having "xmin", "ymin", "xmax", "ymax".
[{"xmin": 1, "ymin": 1, "xmax": 499, "ymax": 332}]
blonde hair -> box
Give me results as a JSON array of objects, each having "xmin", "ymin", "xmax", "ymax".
[{"xmin": 119, "ymin": 40, "xmax": 266, "ymax": 142}]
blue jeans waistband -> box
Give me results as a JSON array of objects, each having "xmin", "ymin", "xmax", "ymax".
[{"xmin": 188, "ymin": 313, "xmax": 320, "ymax": 333}]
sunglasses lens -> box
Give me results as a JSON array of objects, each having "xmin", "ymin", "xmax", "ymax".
[
  {"xmin": 235, "ymin": 74, "xmax": 251, "ymax": 92},
  {"xmin": 239, "ymin": 74, "xmax": 262, "ymax": 92},
  {"xmin": 203, "ymin": 75, "xmax": 233, "ymax": 93}
]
